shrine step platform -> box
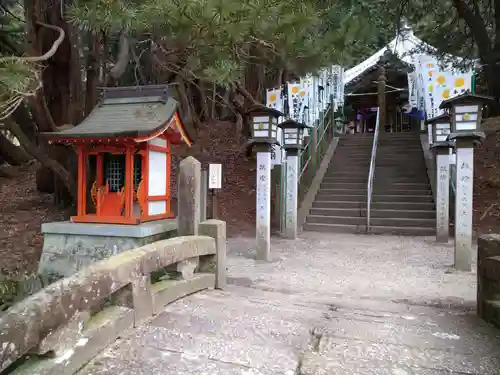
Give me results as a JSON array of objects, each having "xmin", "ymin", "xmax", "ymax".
[{"xmin": 38, "ymin": 219, "xmax": 177, "ymax": 280}]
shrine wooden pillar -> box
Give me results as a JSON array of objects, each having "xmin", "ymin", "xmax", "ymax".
[
  {"xmin": 95, "ymin": 154, "xmax": 104, "ymax": 216},
  {"xmin": 165, "ymin": 145, "xmax": 172, "ymax": 215},
  {"xmin": 124, "ymin": 146, "xmax": 134, "ymax": 219},
  {"xmin": 378, "ymin": 66, "xmax": 386, "ymax": 128},
  {"xmin": 77, "ymin": 146, "xmax": 87, "ymax": 217}
]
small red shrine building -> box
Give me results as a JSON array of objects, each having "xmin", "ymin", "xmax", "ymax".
[{"xmin": 44, "ymin": 85, "xmax": 193, "ymax": 225}]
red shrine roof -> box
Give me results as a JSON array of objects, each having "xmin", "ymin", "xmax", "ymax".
[{"xmin": 44, "ymin": 85, "xmax": 193, "ymax": 146}]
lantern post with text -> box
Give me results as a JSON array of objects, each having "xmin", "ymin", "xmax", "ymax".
[
  {"xmin": 246, "ymin": 105, "xmax": 284, "ymax": 261},
  {"xmin": 440, "ymin": 93, "xmax": 492, "ymax": 271},
  {"xmin": 426, "ymin": 113, "xmax": 452, "ymax": 243},
  {"xmin": 279, "ymin": 119, "xmax": 308, "ymax": 239}
]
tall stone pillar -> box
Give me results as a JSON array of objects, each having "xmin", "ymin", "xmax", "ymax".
[
  {"xmin": 255, "ymin": 144, "xmax": 272, "ymax": 261},
  {"xmin": 449, "ymin": 132, "xmax": 484, "ymax": 271},
  {"xmin": 284, "ymin": 149, "xmax": 299, "ymax": 239},
  {"xmin": 178, "ymin": 156, "xmax": 201, "ymax": 236},
  {"xmin": 431, "ymin": 142, "xmax": 452, "ymax": 243}
]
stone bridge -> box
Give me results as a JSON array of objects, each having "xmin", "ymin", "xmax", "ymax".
[{"xmin": 2, "ymin": 227, "xmax": 500, "ymax": 375}]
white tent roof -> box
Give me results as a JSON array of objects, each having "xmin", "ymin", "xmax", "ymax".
[{"xmin": 344, "ymin": 27, "xmax": 455, "ymax": 85}]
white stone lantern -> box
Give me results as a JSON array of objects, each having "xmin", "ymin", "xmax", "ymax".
[
  {"xmin": 438, "ymin": 92, "xmax": 493, "ymax": 272},
  {"xmin": 246, "ymin": 105, "xmax": 284, "ymax": 145},
  {"xmin": 245, "ymin": 105, "xmax": 285, "ymax": 262},
  {"xmin": 439, "ymin": 93, "xmax": 492, "ymax": 134},
  {"xmin": 278, "ymin": 119, "xmax": 308, "ymax": 149},
  {"xmin": 277, "ymin": 119, "xmax": 308, "ymax": 240},
  {"xmin": 426, "ymin": 113, "xmax": 451, "ymax": 144}
]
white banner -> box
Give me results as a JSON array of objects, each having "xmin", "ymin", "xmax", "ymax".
[
  {"xmin": 302, "ymin": 75, "xmax": 314, "ymax": 126},
  {"xmin": 312, "ymin": 76, "xmax": 319, "ymax": 123},
  {"xmin": 266, "ymin": 87, "xmax": 283, "ymax": 112},
  {"xmin": 417, "ymin": 55, "xmax": 473, "ymax": 119},
  {"xmin": 407, "ymin": 72, "xmax": 418, "ymax": 108},
  {"xmin": 287, "ymin": 82, "xmax": 302, "ymax": 123}
]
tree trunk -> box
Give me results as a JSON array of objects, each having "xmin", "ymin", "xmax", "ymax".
[
  {"xmin": 0, "ymin": 132, "xmax": 32, "ymax": 165},
  {"xmin": 483, "ymin": 56, "xmax": 500, "ymax": 115},
  {"xmin": 11, "ymin": 105, "xmax": 37, "ymax": 143},
  {"xmin": 85, "ymin": 34, "xmax": 100, "ymax": 116},
  {"xmin": 24, "ymin": 0, "xmax": 82, "ymax": 202},
  {"xmin": 7, "ymin": 120, "xmax": 77, "ymax": 200}
]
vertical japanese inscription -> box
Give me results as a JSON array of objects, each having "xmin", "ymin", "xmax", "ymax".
[
  {"xmin": 454, "ymin": 146, "xmax": 474, "ymax": 271},
  {"xmin": 256, "ymin": 152, "xmax": 271, "ymax": 260},
  {"xmin": 435, "ymin": 152, "xmax": 450, "ymax": 242}
]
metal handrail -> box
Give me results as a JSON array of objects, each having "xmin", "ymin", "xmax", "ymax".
[
  {"xmin": 367, "ymin": 108, "xmax": 381, "ymax": 231},
  {"xmin": 298, "ymin": 104, "xmax": 332, "ymax": 182}
]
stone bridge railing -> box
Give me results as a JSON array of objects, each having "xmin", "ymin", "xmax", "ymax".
[
  {"xmin": 478, "ymin": 234, "xmax": 500, "ymax": 328},
  {"xmin": 0, "ymin": 219, "xmax": 226, "ymax": 375}
]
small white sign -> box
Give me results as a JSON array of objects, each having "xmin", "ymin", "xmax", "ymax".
[{"xmin": 208, "ymin": 163, "xmax": 222, "ymax": 189}]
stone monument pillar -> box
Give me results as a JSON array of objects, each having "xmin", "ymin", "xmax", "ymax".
[
  {"xmin": 178, "ymin": 156, "xmax": 201, "ymax": 236},
  {"xmin": 255, "ymin": 144, "xmax": 272, "ymax": 261},
  {"xmin": 431, "ymin": 141, "xmax": 452, "ymax": 243},
  {"xmin": 285, "ymin": 148, "xmax": 299, "ymax": 239},
  {"xmin": 449, "ymin": 132, "xmax": 485, "ymax": 271}
]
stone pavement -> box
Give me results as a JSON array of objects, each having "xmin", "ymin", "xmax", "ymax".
[{"xmin": 78, "ymin": 233, "xmax": 500, "ymax": 374}]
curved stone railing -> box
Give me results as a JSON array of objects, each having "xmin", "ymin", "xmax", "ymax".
[{"xmin": 0, "ymin": 219, "xmax": 226, "ymax": 375}]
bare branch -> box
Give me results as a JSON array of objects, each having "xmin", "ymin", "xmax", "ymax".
[
  {"xmin": 0, "ymin": 21, "xmax": 65, "ymax": 63},
  {"xmin": 109, "ymin": 33, "xmax": 131, "ymax": 80}
]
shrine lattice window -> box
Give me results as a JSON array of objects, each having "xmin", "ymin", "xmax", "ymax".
[
  {"xmin": 103, "ymin": 153, "xmax": 142, "ymax": 193},
  {"xmin": 104, "ymin": 154, "xmax": 125, "ymax": 193}
]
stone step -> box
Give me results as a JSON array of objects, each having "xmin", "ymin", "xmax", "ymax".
[
  {"xmin": 323, "ymin": 175, "xmax": 428, "ymax": 182},
  {"xmin": 321, "ymin": 178, "xmax": 368, "ymax": 184},
  {"xmin": 315, "ymin": 194, "xmax": 366, "ymax": 202},
  {"xmin": 323, "ymin": 172, "xmax": 370, "ymax": 178},
  {"xmin": 318, "ymin": 188, "xmax": 432, "ymax": 196},
  {"xmin": 377, "ymin": 148, "xmax": 423, "ymax": 151},
  {"xmin": 321, "ymin": 182, "xmax": 431, "ymax": 191},
  {"xmin": 312, "ymin": 200, "xmax": 435, "ymax": 210},
  {"xmin": 329, "ymin": 161, "xmax": 371, "ymax": 166},
  {"xmin": 373, "ymin": 173, "xmax": 429, "ymax": 179},
  {"xmin": 338, "ymin": 142, "xmax": 374, "ymax": 146},
  {"xmin": 306, "ymin": 215, "xmax": 435, "ymax": 228},
  {"xmin": 375, "ymin": 159, "xmax": 426, "ymax": 163},
  {"xmin": 310, "ymin": 208, "xmax": 435, "ymax": 219},
  {"xmin": 315, "ymin": 193, "xmax": 433, "ymax": 203},
  {"xmin": 302, "ymin": 222, "xmax": 364, "ymax": 234},
  {"xmin": 303, "ymin": 222, "xmax": 435, "ymax": 236}
]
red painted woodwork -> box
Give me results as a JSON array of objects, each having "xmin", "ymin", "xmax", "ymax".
[{"xmin": 62, "ymin": 111, "xmax": 191, "ymax": 225}]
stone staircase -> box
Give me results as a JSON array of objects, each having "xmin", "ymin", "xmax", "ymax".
[{"xmin": 304, "ymin": 132, "xmax": 435, "ymax": 235}]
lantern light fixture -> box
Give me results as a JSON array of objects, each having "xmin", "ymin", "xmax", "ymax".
[
  {"xmin": 426, "ymin": 113, "xmax": 451, "ymax": 144},
  {"xmin": 246, "ymin": 105, "xmax": 284, "ymax": 144},
  {"xmin": 439, "ymin": 92, "xmax": 493, "ymax": 134},
  {"xmin": 278, "ymin": 119, "xmax": 309, "ymax": 149}
]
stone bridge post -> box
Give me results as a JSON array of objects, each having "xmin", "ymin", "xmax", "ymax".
[{"xmin": 178, "ymin": 156, "xmax": 201, "ymax": 236}]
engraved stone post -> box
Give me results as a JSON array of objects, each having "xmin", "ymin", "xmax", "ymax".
[
  {"xmin": 285, "ymin": 149, "xmax": 299, "ymax": 239},
  {"xmin": 178, "ymin": 156, "xmax": 201, "ymax": 236},
  {"xmin": 450, "ymin": 132, "xmax": 484, "ymax": 271},
  {"xmin": 256, "ymin": 144, "xmax": 272, "ymax": 261},
  {"xmin": 454, "ymin": 141, "xmax": 474, "ymax": 271},
  {"xmin": 431, "ymin": 142, "xmax": 452, "ymax": 243},
  {"xmin": 199, "ymin": 219, "xmax": 227, "ymax": 289}
]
